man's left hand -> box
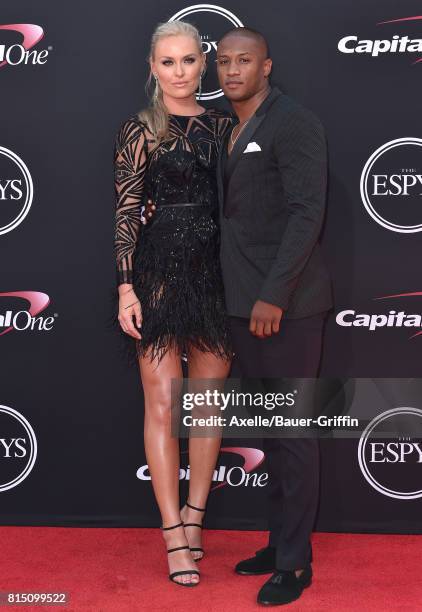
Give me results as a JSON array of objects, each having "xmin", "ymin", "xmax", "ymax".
[{"xmin": 249, "ymin": 300, "xmax": 283, "ymax": 338}]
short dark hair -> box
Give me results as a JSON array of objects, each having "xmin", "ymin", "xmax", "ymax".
[{"xmin": 218, "ymin": 27, "xmax": 270, "ymax": 59}]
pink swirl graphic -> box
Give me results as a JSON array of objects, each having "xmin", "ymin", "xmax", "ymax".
[
  {"xmin": 377, "ymin": 16, "xmax": 422, "ymax": 64},
  {"xmin": 0, "ymin": 24, "xmax": 44, "ymax": 69},
  {"xmin": 374, "ymin": 292, "xmax": 422, "ymax": 338},
  {"xmin": 211, "ymin": 447, "xmax": 265, "ymax": 491},
  {"xmin": 0, "ymin": 291, "xmax": 50, "ymax": 335},
  {"xmin": 180, "ymin": 446, "xmax": 265, "ymax": 491}
]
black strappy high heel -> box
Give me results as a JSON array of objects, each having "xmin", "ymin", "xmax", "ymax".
[
  {"xmin": 182, "ymin": 501, "xmax": 206, "ymax": 561},
  {"xmin": 161, "ymin": 522, "xmax": 200, "ymax": 586}
]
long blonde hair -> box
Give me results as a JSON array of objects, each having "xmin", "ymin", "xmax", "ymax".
[{"xmin": 138, "ymin": 21, "xmax": 204, "ymax": 142}]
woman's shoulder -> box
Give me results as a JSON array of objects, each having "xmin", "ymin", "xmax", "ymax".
[
  {"xmin": 204, "ymin": 107, "xmax": 235, "ymax": 140},
  {"xmin": 205, "ymin": 107, "xmax": 235, "ymax": 121},
  {"xmin": 114, "ymin": 114, "xmax": 152, "ymax": 153}
]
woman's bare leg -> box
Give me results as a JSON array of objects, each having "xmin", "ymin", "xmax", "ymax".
[
  {"xmin": 139, "ymin": 345, "xmax": 199, "ymax": 584},
  {"xmin": 181, "ymin": 346, "xmax": 232, "ymax": 559}
]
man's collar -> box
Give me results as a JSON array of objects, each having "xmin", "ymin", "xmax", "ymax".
[
  {"xmin": 255, "ymin": 85, "xmax": 282, "ymax": 116},
  {"xmin": 229, "ymin": 85, "xmax": 282, "ymax": 124}
]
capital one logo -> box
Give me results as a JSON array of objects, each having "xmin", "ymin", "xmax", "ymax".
[
  {"xmin": 0, "ymin": 291, "xmax": 56, "ymax": 335},
  {"xmin": 360, "ymin": 138, "xmax": 422, "ymax": 233},
  {"xmin": 336, "ymin": 291, "xmax": 422, "ymax": 339},
  {"xmin": 0, "ymin": 405, "xmax": 37, "ymax": 492},
  {"xmin": 358, "ymin": 407, "xmax": 422, "ymax": 499},
  {"xmin": 0, "ymin": 24, "xmax": 50, "ymax": 69},
  {"xmin": 137, "ymin": 447, "xmax": 268, "ymax": 489},
  {"xmin": 338, "ymin": 16, "xmax": 422, "ymax": 65},
  {"xmin": 0, "ymin": 146, "xmax": 33, "ymax": 235},
  {"xmin": 168, "ymin": 4, "xmax": 243, "ymax": 100}
]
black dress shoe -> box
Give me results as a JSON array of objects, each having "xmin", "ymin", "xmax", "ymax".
[
  {"xmin": 257, "ymin": 565, "xmax": 312, "ymax": 606},
  {"xmin": 235, "ymin": 546, "xmax": 276, "ymax": 575}
]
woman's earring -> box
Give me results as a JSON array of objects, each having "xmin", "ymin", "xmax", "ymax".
[
  {"xmin": 153, "ymin": 74, "xmax": 159, "ymax": 100},
  {"xmin": 197, "ymin": 72, "xmax": 203, "ymax": 99}
]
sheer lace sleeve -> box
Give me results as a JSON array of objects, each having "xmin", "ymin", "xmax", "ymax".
[
  {"xmin": 114, "ymin": 118, "xmax": 147, "ymax": 286},
  {"xmin": 215, "ymin": 113, "xmax": 234, "ymax": 147}
]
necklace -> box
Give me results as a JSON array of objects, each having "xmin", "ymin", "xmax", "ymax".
[{"xmin": 230, "ymin": 118, "xmax": 250, "ymax": 148}]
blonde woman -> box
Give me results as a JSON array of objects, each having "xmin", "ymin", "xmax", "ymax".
[{"xmin": 113, "ymin": 21, "xmax": 233, "ymax": 586}]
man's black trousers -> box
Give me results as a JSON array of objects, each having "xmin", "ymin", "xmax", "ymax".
[{"xmin": 229, "ymin": 313, "xmax": 326, "ymax": 571}]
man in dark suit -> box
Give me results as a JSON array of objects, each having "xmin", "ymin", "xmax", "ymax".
[{"xmin": 215, "ymin": 27, "xmax": 333, "ymax": 606}]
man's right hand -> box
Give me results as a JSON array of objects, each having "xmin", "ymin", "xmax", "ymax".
[
  {"xmin": 141, "ymin": 198, "xmax": 156, "ymax": 225},
  {"xmin": 249, "ymin": 300, "xmax": 283, "ymax": 338}
]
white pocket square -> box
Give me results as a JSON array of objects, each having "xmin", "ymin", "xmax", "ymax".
[{"xmin": 243, "ymin": 141, "xmax": 262, "ymax": 153}]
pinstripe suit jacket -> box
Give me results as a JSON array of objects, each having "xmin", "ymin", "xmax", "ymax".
[{"xmin": 217, "ymin": 86, "xmax": 333, "ymax": 319}]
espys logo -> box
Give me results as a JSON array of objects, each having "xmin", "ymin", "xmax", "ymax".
[
  {"xmin": 169, "ymin": 4, "xmax": 243, "ymax": 100},
  {"xmin": 0, "ymin": 146, "xmax": 33, "ymax": 235},
  {"xmin": 0, "ymin": 404, "xmax": 37, "ymax": 492},
  {"xmin": 338, "ymin": 16, "xmax": 422, "ymax": 64},
  {"xmin": 358, "ymin": 407, "xmax": 422, "ymax": 499},
  {"xmin": 0, "ymin": 291, "xmax": 56, "ymax": 335},
  {"xmin": 137, "ymin": 447, "xmax": 268, "ymax": 489},
  {"xmin": 0, "ymin": 24, "xmax": 50, "ymax": 69},
  {"xmin": 360, "ymin": 138, "xmax": 422, "ymax": 233},
  {"xmin": 336, "ymin": 291, "xmax": 422, "ymax": 339}
]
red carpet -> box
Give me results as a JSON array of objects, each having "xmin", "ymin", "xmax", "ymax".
[{"xmin": 1, "ymin": 527, "xmax": 421, "ymax": 611}]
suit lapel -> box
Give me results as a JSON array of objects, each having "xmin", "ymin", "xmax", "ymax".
[
  {"xmin": 224, "ymin": 86, "xmax": 283, "ymax": 189},
  {"xmin": 218, "ymin": 86, "xmax": 283, "ymax": 217},
  {"xmin": 224, "ymin": 114, "xmax": 265, "ymax": 185}
]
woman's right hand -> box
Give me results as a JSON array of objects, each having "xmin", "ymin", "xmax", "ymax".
[
  {"xmin": 118, "ymin": 287, "xmax": 142, "ymax": 339},
  {"xmin": 141, "ymin": 198, "xmax": 156, "ymax": 225}
]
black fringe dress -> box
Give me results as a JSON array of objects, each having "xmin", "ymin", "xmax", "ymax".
[{"xmin": 113, "ymin": 108, "xmax": 234, "ymax": 365}]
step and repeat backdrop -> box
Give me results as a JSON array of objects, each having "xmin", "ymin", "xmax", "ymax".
[{"xmin": 1, "ymin": 1, "xmax": 422, "ymax": 533}]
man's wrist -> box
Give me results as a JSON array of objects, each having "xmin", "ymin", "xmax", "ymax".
[{"xmin": 257, "ymin": 292, "xmax": 288, "ymax": 311}]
